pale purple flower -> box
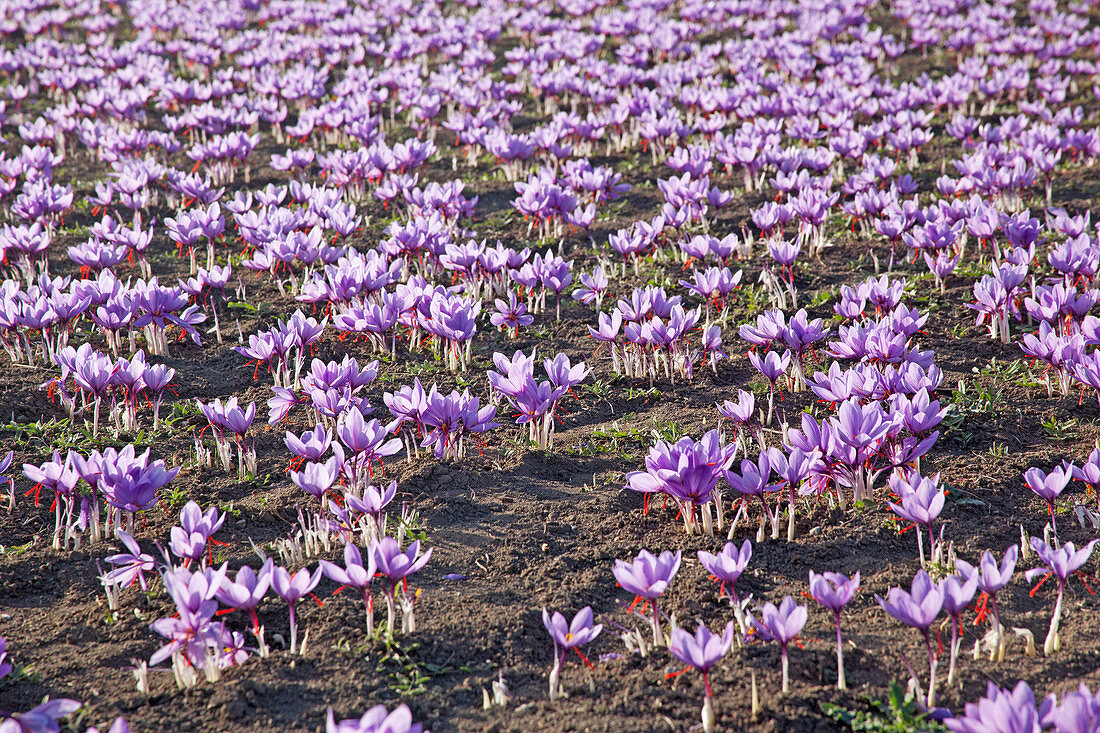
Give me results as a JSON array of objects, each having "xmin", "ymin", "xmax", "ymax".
[
  {"xmin": 669, "ymin": 621, "xmax": 734, "ymax": 728},
  {"xmin": 613, "ymin": 549, "xmax": 680, "ymax": 647},
  {"xmin": 748, "ymin": 596, "xmax": 807, "ymax": 693},
  {"xmin": 270, "ymin": 565, "xmax": 322, "ymax": 653},
  {"xmin": 324, "ymin": 704, "xmax": 426, "ymax": 733},
  {"xmin": 104, "ymin": 531, "xmax": 155, "ymax": 591},
  {"xmin": 875, "ymin": 570, "xmax": 944, "ymax": 705},
  {"xmin": 542, "ymin": 606, "xmax": 602, "ymax": 700}
]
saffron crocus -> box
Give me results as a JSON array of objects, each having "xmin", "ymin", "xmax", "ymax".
[
  {"xmin": 939, "ymin": 573, "xmax": 978, "ymax": 685},
  {"xmin": 668, "ymin": 622, "xmax": 734, "ymax": 733},
  {"xmin": 1072, "ymin": 445, "xmax": 1100, "ymax": 514},
  {"xmin": 290, "ymin": 456, "xmax": 340, "ymax": 505},
  {"xmin": 955, "ymin": 544, "xmax": 1017, "ymax": 662},
  {"xmin": 98, "ymin": 446, "xmax": 179, "ymax": 531},
  {"xmin": 875, "ymin": 570, "xmax": 943, "ymax": 707},
  {"xmin": 945, "ymin": 680, "xmax": 1045, "ymax": 733},
  {"xmin": 490, "ymin": 291, "xmax": 533, "ymax": 339},
  {"xmin": 748, "ymin": 596, "xmax": 807, "ymax": 693},
  {"xmin": 337, "ymin": 407, "xmax": 402, "ymax": 488},
  {"xmin": 1, "ymin": 698, "xmax": 82, "ymax": 733},
  {"xmin": 0, "ymin": 451, "xmax": 13, "ymax": 511},
  {"xmin": 24, "ymin": 451, "xmax": 81, "ymax": 548},
  {"xmin": 169, "ymin": 501, "xmax": 224, "ymax": 567},
  {"xmin": 571, "ymin": 266, "xmax": 607, "ymax": 311},
  {"xmin": 104, "ymin": 531, "xmax": 155, "ymax": 590},
  {"xmin": 1041, "ymin": 683, "xmax": 1100, "ymax": 732},
  {"xmin": 270, "ymin": 564, "xmax": 323, "ymax": 654},
  {"xmin": 151, "ymin": 565, "xmax": 232, "ymax": 677},
  {"xmin": 373, "ymin": 537, "xmax": 432, "ymax": 636},
  {"xmin": 143, "ymin": 363, "xmax": 175, "ymax": 431},
  {"xmin": 324, "ymin": 704, "xmax": 426, "ymax": 733},
  {"xmin": 197, "ymin": 397, "xmax": 256, "ymax": 476},
  {"xmin": 887, "ymin": 472, "xmax": 945, "ymax": 567},
  {"xmin": 1023, "ymin": 465, "xmax": 1072, "ymax": 537},
  {"xmin": 626, "ymin": 430, "xmax": 736, "ymax": 536},
  {"xmin": 542, "ymin": 606, "xmax": 602, "ymax": 701},
  {"xmin": 1026, "ymin": 538, "xmax": 1098, "ymax": 656},
  {"xmin": 84, "ymin": 717, "xmax": 131, "ymax": 733},
  {"xmin": 612, "ymin": 549, "xmax": 681, "ymax": 647},
  {"xmin": 345, "ymin": 481, "xmax": 396, "ymax": 534},
  {"xmin": 698, "ymin": 540, "xmax": 752, "ymax": 636},
  {"xmin": 717, "ymin": 389, "xmax": 762, "ymax": 451},
  {"xmin": 747, "ymin": 349, "xmax": 790, "ymax": 425},
  {"xmin": 723, "ymin": 451, "xmax": 780, "ymax": 541},
  {"xmin": 320, "ymin": 544, "xmax": 377, "ymax": 636},
  {"xmin": 215, "ymin": 559, "xmax": 273, "ymax": 649},
  {"xmin": 285, "ymin": 424, "xmax": 333, "ymax": 466},
  {"xmin": 769, "ymin": 445, "xmax": 822, "ymax": 541},
  {"xmin": 0, "ymin": 637, "xmax": 9, "ymax": 681},
  {"xmin": 697, "ymin": 540, "xmax": 751, "ymax": 607},
  {"xmin": 808, "ymin": 571, "xmax": 859, "ymax": 690}
]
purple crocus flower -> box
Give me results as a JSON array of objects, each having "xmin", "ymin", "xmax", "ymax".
[
  {"xmin": 716, "ymin": 390, "xmax": 761, "ymax": 450},
  {"xmin": 625, "ymin": 430, "xmax": 736, "ymax": 536},
  {"xmin": 1041, "ymin": 684, "xmax": 1100, "ymax": 733},
  {"xmin": 23, "ymin": 451, "xmax": 79, "ymax": 512},
  {"xmin": 955, "ymin": 544, "xmax": 1017, "ymax": 661},
  {"xmin": 270, "ymin": 565, "xmax": 322, "ymax": 654},
  {"xmin": 141, "ymin": 363, "xmax": 174, "ymax": 431},
  {"xmin": 26, "ymin": 451, "xmax": 83, "ymax": 549},
  {"xmin": 168, "ymin": 501, "xmax": 225, "ymax": 567},
  {"xmin": 372, "ymin": 537, "xmax": 432, "ymax": 636},
  {"xmin": 1023, "ymin": 465, "xmax": 1072, "ymax": 536},
  {"xmin": 668, "ymin": 622, "xmax": 734, "ymax": 732},
  {"xmin": 612, "ymin": 549, "xmax": 680, "ymax": 647},
  {"xmin": 0, "ymin": 638, "xmax": 10, "ymax": 682},
  {"xmin": 385, "ymin": 382, "xmax": 427, "ymax": 457},
  {"xmin": 945, "ymin": 680, "xmax": 1045, "ymax": 733},
  {"xmin": 151, "ymin": 564, "xmax": 230, "ymax": 668},
  {"xmin": 543, "ymin": 353, "xmax": 589, "ymax": 393},
  {"xmin": 197, "ymin": 397, "xmax": 255, "ymax": 438},
  {"xmin": 747, "ymin": 349, "xmax": 790, "ymax": 425},
  {"xmin": 748, "ymin": 596, "xmax": 807, "ymax": 693},
  {"xmin": 875, "ymin": 570, "xmax": 943, "ymax": 706},
  {"xmin": 571, "ymin": 266, "xmax": 607, "ymax": 310},
  {"xmin": 215, "ymin": 559, "xmax": 273, "ymax": 636},
  {"xmin": 939, "ymin": 573, "xmax": 978, "ymax": 685},
  {"xmin": 0, "ymin": 451, "xmax": 12, "ymax": 511},
  {"xmin": 723, "ymin": 450, "xmax": 780, "ymax": 540},
  {"xmin": 324, "ymin": 704, "xmax": 426, "ymax": 733},
  {"xmin": 285, "ymin": 424, "xmax": 333, "ymax": 467},
  {"xmin": 542, "ymin": 606, "xmax": 602, "ymax": 700},
  {"xmin": 320, "ymin": 544, "xmax": 377, "ymax": 636},
  {"xmin": 345, "ymin": 481, "xmax": 396, "ymax": 531},
  {"xmin": 1, "ymin": 698, "xmax": 82, "ymax": 733},
  {"xmin": 887, "ymin": 472, "xmax": 945, "ymax": 566},
  {"xmin": 290, "ymin": 457, "xmax": 339, "ymax": 504},
  {"xmin": 490, "ymin": 291, "xmax": 533, "ymax": 339},
  {"xmin": 769, "ymin": 445, "xmax": 823, "ymax": 541},
  {"xmin": 99, "ymin": 446, "xmax": 179, "ymax": 526},
  {"xmin": 1026, "ymin": 538, "xmax": 1098, "ymax": 656},
  {"xmin": 104, "ymin": 531, "xmax": 155, "ymax": 591},
  {"xmin": 808, "ymin": 571, "xmax": 859, "ymax": 690},
  {"xmin": 588, "ymin": 311, "xmax": 622, "ymax": 361},
  {"xmin": 1072, "ymin": 446, "xmax": 1100, "ymax": 514},
  {"xmin": 336, "ymin": 407, "xmax": 401, "ymax": 489},
  {"xmin": 697, "ymin": 540, "xmax": 751, "ymax": 607},
  {"xmin": 84, "ymin": 716, "xmax": 131, "ymax": 733}
]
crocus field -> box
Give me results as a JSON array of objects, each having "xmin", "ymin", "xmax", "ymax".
[{"xmin": 2, "ymin": 0, "xmax": 1100, "ymax": 730}]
